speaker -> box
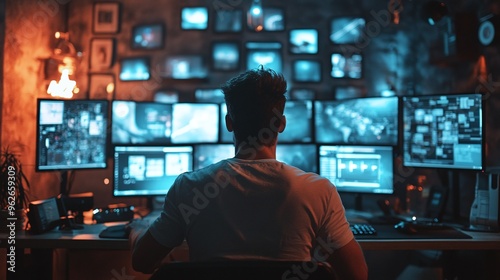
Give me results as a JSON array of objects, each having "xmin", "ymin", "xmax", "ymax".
[{"xmin": 478, "ymin": 14, "xmax": 500, "ymax": 47}]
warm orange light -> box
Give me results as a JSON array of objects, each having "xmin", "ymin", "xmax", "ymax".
[{"xmin": 47, "ymin": 69, "xmax": 77, "ymax": 98}]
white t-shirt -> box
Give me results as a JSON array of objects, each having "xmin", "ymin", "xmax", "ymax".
[{"xmin": 149, "ymin": 158, "xmax": 354, "ymax": 261}]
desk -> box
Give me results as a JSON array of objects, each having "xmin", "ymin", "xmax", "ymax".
[{"xmin": 1, "ymin": 223, "xmax": 500, "ymax": 279}]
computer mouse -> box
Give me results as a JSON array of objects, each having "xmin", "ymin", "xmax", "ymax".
[{"xmin": 394, "ymin": 221, "xmax": 418, "ymax": 234}]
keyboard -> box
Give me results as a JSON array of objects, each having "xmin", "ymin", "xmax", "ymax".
[{"xmin": 350, "ymin": 223, "xmax": 377, "ymax": 236}]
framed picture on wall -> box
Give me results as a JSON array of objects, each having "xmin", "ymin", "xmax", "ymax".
[
  {"xmin": 90, "ymin": 38, "xmax": 114, "ymax": 71},
  {"xmin": 89, "ymin": 74, "xmax": 115, "ymax": 100},
  {"xmin": 93, "ymin": 2, "xmax": 121, "ymax": 34}
]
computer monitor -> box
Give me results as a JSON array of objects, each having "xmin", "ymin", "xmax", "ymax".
[
  {"xmin": 131, "ymin": 23, "xmax": 164, "ymax": 49},
  {"xmin": 220, "ymin": 103, "xmax": 233, "ymax": 143},
  {"xmin": 280, "ymin": 100, "xmax": 313, "ymax": 143},
  {"xmin": 112, "ymin": 100, "xmax": 172, "ymax": 145},
  {"xmin": 193, "ymin": 144, "xmax": 234, "ymax": 170},
  {"xmin": 171, "ymin": 103, "xmax": 219, "ymax": 144},
  {"xmin": 212, "ymin": 42, "xmax": 240, "ymax": 71},
  {"xmin": 119, "ymin": 57, "xmax": 150, "ymax": 81},
  {"xmin": 276, "ymin": 144, "xmax": 317, "ymax": 173},
  {"xmin": 330, "ymin": 52, "xmax": 363, "ymax": 79},
  {"xmin": 181, "ymin": 7, "xmax": 208, "ymax": 30},
  {"xmin": 402, "ymin": 93, "xmax": 488, "ymax": 170},
  {"xmin": 315, "ymin": 97, "xmax": 399, "ymax": 146},
  {"xmin": 319, "ymin": 145, "xmax": 394, "ymax": 195},
  {"xmin": 113, "ymin": 145, "xmax": 193, "ymax": 197},
  {"xmin": 36, "ymin": 99, "xmax": 108, "ymax": 171},
  {"xmin": 330, "ymin": 17, "xmax": 366, "ymax": 44},
  {"xmin": 246, "ymin": 42, "xmax": 282, "ymax": 73},
  {"xmin": 289, "ymin": 29, "xmax": 318, "ymax": 54},
  {"xmin": 159, "ymin": 55, "xmax": 208, "ymax": 80},
  {"xmin": 195, "ymin": 88, "xmax": 225, "ymax": 103}
]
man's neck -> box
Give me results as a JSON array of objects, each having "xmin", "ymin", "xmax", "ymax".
[{"xmin": 234, "ymin": 141, "xmax": 277, "ymax": 160}]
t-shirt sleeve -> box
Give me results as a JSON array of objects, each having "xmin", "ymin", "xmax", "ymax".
[
  {"xmin": 316, "ymin": 187, "xmax": 354, "ymax": 251},
  {"xmin": 148, "ymin": 176, "xmax": 187, "ymax": 248}
]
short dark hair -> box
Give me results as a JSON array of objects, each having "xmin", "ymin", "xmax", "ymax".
[{"xmin": 221, "ymin": 67, "xmax": 287, "ymax": 146}]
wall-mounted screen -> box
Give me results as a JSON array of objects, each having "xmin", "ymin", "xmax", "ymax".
[
  {"xmin": 159, "ymin": 55, "xmax": 208, "ymax": 79},
  {"xmin": 292, "ymin": 60, "xmax": 321, "ymax": 83},
  {"xmin": 36, "ymin": 99, "xmax": 108, "ymax": 171},
  {"xmin": 214, "ymin": 9, "xmax": 243, "ymax": 32},
  {"xmin": 288, "ymin": 88, "xmax": 316, "ymax": 100},
  {"xmin": 195, "ymin": 88, "xmax": 225, "ymax": 103},
  {"xmin": 280, "ymin": 100, "xmax": 313, "ymax": 143},
  {"xmin": 262, "ymin": 8, "xmax": 285, "ymax": 31},
  {"xmin": 112, "ymin": 101, "xmax": 172, "ymax": 145},
  {"xmin": 131, "ymin": 23, "xmax": 164, "ymax": 49},
  {"xmin": 194, "ymin": 144, "xmax": 234, "ymax": 170},
  {"xmin": 212, "ymin": 42, "xmax": 240, "ymax": 71},
  {"xmin": 330, "ymin": 52, "xmax": 362, "ymax": 79},
  {"xmin": 171, "ymin": 103, "xmax": 219, "ymax": 144},
  {"xmin": 119, "ymin": 57, "xmax": 150, "ymax": 81},
  {"xmin": 315, "ymin": 97, "xmax": 399, "ymax": 146},
  {"xmin": 319, "ymin": 145, "xmax": 394, "ymax": 194},
  {"xmin": 220, "ymin": 103, "xmax": 233, "ymax": 143},
  {"xmin": 276, "ymin": 144, "xmax": 317, "ymax": 173},
  {"xmin": 181, "ymin": 7, "xmax": 208, "ymax": 30},
  {"xmin": 246, "ymin": 42, "xmax": 282, "ymax": 73},
  {"xmin": 403, "ymin": 94, "xmax": 484, "ymax": 170},
  {"xmin": 289, "ymin": 29, "xmax": 318, "ymax": 54},
  {"xmin": 113, "ymin": 146, "xmax": 193, "ymax": 197},
  {"xmin": 334, "ymin": 86, "xmax": 365, "ymax": 100},
  {"xmin": 330, "ymin": 17, "xmax": 366, "ymax": 44}
]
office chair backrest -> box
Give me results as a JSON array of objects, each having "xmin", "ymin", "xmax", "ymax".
[{"xmin": 149, "ymin": 260, "xmax": 337, "ymax": 280}]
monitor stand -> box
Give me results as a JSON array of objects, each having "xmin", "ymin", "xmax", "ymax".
[{"xmin": 58, "ymin": 171, "xmax": 84, "ymax": 230}]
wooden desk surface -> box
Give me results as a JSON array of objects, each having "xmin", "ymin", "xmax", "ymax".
[{"xmin": 1, "ymin": 223, "xmax": 499, "ymax": 252}]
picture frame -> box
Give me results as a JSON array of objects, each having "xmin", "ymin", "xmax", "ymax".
[
  {"xmin": 89, "ymin": 74, "xmax": 115, "ymax": 100},
  {"xmin": 90, "ymin": 38, "xmax": 114, "ymax": 71},
  {"xmin": 93, "ymin": 2, "xmax": 120, "ymax": 34}
]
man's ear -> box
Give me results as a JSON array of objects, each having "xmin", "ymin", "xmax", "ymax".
[
  {"xmin": 225, "ymin": 114, "xmax": 233, "ymax": 132},
  {"xmin": 278, "ymin": 115, "xmax": 286, "ymax": 133}
]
